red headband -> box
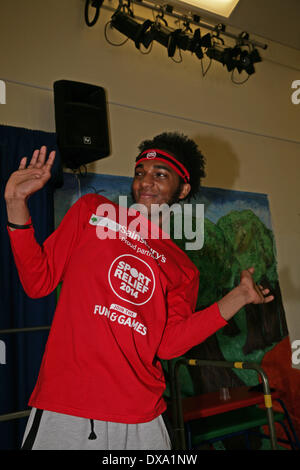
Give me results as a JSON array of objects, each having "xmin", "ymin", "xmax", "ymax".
[{"xmin": 135, "ymin": 149, "xmax": 190, "ymax": 183}]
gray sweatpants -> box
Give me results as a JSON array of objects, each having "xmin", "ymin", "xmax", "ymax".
[{"xmin": 21, "ymin": 408, "xmax": 172, "ymax": 450}]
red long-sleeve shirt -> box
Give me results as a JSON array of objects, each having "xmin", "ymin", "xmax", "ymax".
[{"xmin": 7, "ymin": 193, "xmax": 226, "ymax": 423}]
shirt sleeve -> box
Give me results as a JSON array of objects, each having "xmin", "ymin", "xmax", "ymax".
[
  {"xmin": 7, "ymin": 195, "xmax": 90, "ymax": 299},
  {"xmin": 157, "ymin": 272, "xmax": 228, "ymax": 360}
]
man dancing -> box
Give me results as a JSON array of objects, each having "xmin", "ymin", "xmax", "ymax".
[{"xmin": 5, "ymin": 132, "xmax": 273, "ymax": 450}]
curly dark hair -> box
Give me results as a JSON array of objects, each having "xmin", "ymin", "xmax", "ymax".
[{"xmin": 137, "ymin": 131, "xmax": 206, "ymax": 200}]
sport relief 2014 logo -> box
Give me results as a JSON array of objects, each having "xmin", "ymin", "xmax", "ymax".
[{"xmin": 108, "ymin": 254, "xmax": 155, "ymax": 306}]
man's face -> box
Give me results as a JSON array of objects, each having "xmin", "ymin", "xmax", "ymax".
[{"xmin": 131, "ymin": 159, "xmax": 191, "ymax": 216}]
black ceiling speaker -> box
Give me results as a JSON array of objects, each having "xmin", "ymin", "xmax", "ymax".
[{"xmin": 53, "ymin": 80, "xmax": 111, "ymax": 170}]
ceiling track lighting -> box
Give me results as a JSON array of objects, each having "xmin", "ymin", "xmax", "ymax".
[
  {"xmin": 110, "ymin": 9, "xmax": 154, "ymax": 50},
  {"xmin": 84, "ymin": 0, "xmax": 267, "ymax": 82},
  {"xmin": 109, "ymin": 8, "xmax": 212, "ymax": 59},
  {"xmin": 206, "ymin": 42, "xmax": 262, "ymax": 75}
]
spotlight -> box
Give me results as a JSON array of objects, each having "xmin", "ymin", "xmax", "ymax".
[
  {"xmin": 206, "ymin": 43, "xmax": 262, "ymax": 75},
  {"xmin": 236, "ymin": 50, "xmax": 252, "ymax": 73},
  {"xmin": 190, "ymin": 30, "xmax": 212, "ymax": 59},
  {"xmin": 222, "ymin": 46, "xmax": 241, "ymax": 71},
  {"xmin": 235, "ymin": 48, "xmax": 262, "ymax": 75},
  {"xmin": 142, "ymin": 22, "xmax": 173, "ymax": 50},
  {"xmin": 250, "ymin": 48, "xmax": 262, "ymax": 63},
  {"xmin": 201, "ymin": 33, "xmax": 212, "ymax": 48},
  {"xmin": 206, "ymin": 44, "xmax": 239, "ymax": 71},
  {"xmin": 168, "ymin": 28, "xmax": 193, "ymax": 57},
  {"xmin": 206, "ymin": 44, "xmax": 226, "ymax": 64},
  {"xmin": 110, "ymin": 10, "xmax": 153, "ymax": 50},
  {"xmin": 167, "ymin": 29, "xmax": 212, "ymax": 59}
]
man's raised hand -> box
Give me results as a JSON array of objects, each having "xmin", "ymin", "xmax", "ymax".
[{"xmin": 5, "ymin": 146, "xmax": 56, "ymax": 201}]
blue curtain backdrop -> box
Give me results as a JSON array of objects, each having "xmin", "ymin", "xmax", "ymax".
[{"xmin": 0, "ymin": 125, "xmax": 63, "ymax": 449}]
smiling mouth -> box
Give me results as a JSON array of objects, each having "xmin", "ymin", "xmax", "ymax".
[{"xmin": 138, "ymin": 193, "xmax": 157, "ymax": 199}]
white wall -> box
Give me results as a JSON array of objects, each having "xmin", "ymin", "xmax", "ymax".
[{"xmin": 1, "ymin": 0, "xmax": 299, "ymax": 366}]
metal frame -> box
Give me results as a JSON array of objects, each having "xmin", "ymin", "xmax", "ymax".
[
  {"xmin": 169, "ymin": 358, "xmax": 278, "ymax": 450},
  {"xmin": 0, "ymin": 325, "xmax": 50, "ymax": 423}
]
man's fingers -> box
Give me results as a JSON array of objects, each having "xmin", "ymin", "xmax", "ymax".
[
  {"xmin": 35, "ymin": 146, "xmax": 47, "ymax": 168},
  {"xmin": 26, "ymin": 146, "xmax": 47, "ymax": 169},
  {"xmin": 44, "ymin": 150, "xmax": 56, "ymax": 170},
  {"xmin": 18, "ymin": 157, "xmax": 28, "ymax": 170},
  {"xmin": 27, "ymin": 149, "xmax": 40, "ymax": 168},
  {"xmin": 254, "ymin": 283, "xmax": 263, "ymax": 297},
  {"xmin": 257, "ymin": 284, "xmax": 270, "ymax": 295},
  {"xmin": 255, "ymin": 285, "xmax": 274, "ymax": 303},
  {"xmin": 255, "ymin": 283, "xmax": 272, "ymax": 296},
  {"xmin": 241, "ymin": 268, "xmax": 275, "ymax": 304},
  {"xmin": 264, "ymin": 295, "xmax": 275, "ymax": 303},
  {"xmin": 20, "ymin": 147, "xmax": 54, "ymax": 173}
]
